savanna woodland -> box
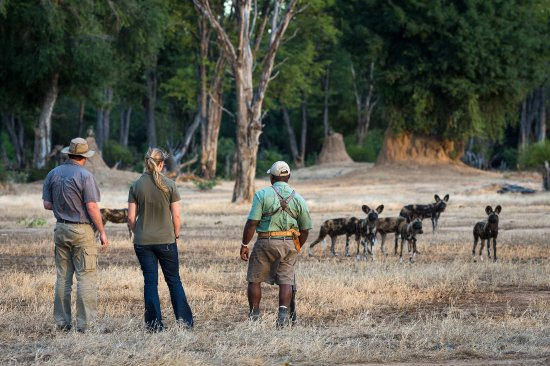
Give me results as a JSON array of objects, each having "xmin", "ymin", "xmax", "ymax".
[{"xmin": 1, "ymin": 1, "xmax": 550, "ymax": 365}]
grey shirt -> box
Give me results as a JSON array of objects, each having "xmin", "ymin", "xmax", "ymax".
[{"xmin": 42, "ymin": 160, "xmax": 101, "ymax": 223}]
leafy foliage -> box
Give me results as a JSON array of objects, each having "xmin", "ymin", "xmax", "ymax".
[
  {"xmin": 360, "ymin": 0, "xmax": 549, "ymax": 141},
  {"xmin": 345, "ymin": 129, "xmax": 385, "ymax": 162},
  {"xmin": 102, "ymin": 140, "xmax": 135, "ymax": 168},
  {"xmin": 518, "ymin": 141, "xmax": 550, "ymax": 170}
]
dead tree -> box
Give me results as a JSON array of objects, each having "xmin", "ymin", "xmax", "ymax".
[
  {"xmin": 544, "ymin": 161, "xmax": 550, "ymax": 191},
  {"xmin": 351, "ymin": 61, "xmax": 377, "ymax": 145},
  {"xmin": 194, "ymin": 0, "xmax": 299, "ymax": 202}
]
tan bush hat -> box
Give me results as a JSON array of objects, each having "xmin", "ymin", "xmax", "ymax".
[
  {"xmin": 61, "ymin": 137, "xmax": 95, "ymax": 158},
  {"xmin": 267, "ymin": 161, "xmax": 290, "ymax": 176}
]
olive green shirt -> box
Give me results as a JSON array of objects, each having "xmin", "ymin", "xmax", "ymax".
[
  {"xmin": 248, "ymin": 181, "xmax": 313, "ymax": 233},
  {"xmin": 128, "ymin": 173, "xmax": 181, "ymax": 245}
]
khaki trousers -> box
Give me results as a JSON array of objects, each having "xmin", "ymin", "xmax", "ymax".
[{"xmin": 53, "ymin": 223, "xmax": 97, "ymax": 331}]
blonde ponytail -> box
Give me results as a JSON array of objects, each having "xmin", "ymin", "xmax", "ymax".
[{"xmin": 144, "ymin": 148, "xmax": 169, "ymax": 193}]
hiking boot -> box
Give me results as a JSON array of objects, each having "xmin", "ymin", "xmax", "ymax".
[
  {"xmin": 249, "ymin": 308, "xmax": 261, "ymax": 321},
  {"xmin": 276, "ymin": 306, "xmax": 290, "ymax": 328}
]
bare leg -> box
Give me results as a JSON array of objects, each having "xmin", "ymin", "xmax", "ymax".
[
  {"xmin": 248, "ymin": 282, "xmax": 261, "ymax": 311},
  {"xmin": 279, "ymin": 284, "xmax": 292, "ymax": 307}
]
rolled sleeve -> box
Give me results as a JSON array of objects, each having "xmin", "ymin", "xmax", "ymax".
[
  {"xmin": 170, "ymin": 184, "xmax": 181, "ymax": 203},
  {"xmin": 297, "ymin": 206, "xmax": 313, "ymax": 230},
  {"xmin": 82, "ymin": 175, "xmax": 100, "ymax": 203},
  {"xmin": 128, "ymin": 184, "xmax": 136, "ymax": 203},
  {"xmin": 42, "ymin": 171, "xmax": 53, "ymax": 202},
  {"xmin": 247, "ymin": 193, "xmax": 263, "ymax": 221}
]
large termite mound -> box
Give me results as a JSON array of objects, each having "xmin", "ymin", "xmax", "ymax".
[
  {"xmin": 317, "ymin": 132, "xmax": 353, "ymax": 164},
  {"xmin": 377, "ymin": 131, "xmax": 464, "ymax": 165},
  {"xmin": 84, "ymin": 137, "xmax": 108, "ymax": 172}
]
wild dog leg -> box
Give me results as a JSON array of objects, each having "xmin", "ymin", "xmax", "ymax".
[
  {"xmin": 479, "ymin": 239, "xmax": 485, "ymax": 262},
  {"xmin": 330, "ymin": 235, "xmax": 338, "ymax": 256},
  {"xmin": 472, "ymin": 236, "xmax": 479, "ymax": 261},
  {"xmin": 345, "ymin": 235, "xmax": 351, "ymax": 257},
  {"xmin": 492, "ymin": 238, "xmax": 497, "ymax": 262}
]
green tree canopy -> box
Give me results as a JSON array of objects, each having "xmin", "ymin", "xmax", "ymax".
[{"xmin": 361, "ymin": 0, "xmax": 549, "ymax": 141}]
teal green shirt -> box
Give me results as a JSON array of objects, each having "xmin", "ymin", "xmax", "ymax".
[{"xmin": 247, "ymin": 181, "xmax": 313, "ymax": 232}]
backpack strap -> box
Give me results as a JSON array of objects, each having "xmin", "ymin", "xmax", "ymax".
[{"xmin": 262, "ymin": 186, "xmax": 298, "ymax": 220}]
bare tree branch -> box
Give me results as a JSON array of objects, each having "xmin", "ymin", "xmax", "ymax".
[{"xmin": 193, "ymin": 0, "xmax": 237, "ymax": 64}]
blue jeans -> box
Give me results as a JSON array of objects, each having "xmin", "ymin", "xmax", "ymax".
[{"xmin": 134, "ymin": 243, "xmax": 193, "ymax": 331}]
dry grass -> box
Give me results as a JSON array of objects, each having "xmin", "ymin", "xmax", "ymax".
[{"xmin": 1, "ymin": 163, "xmax": 550, "ymax": 365}]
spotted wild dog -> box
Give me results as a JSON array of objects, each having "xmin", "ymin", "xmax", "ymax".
[
  {"xmin": 356, "ymin": 204, "xmax": 384, "ymax": 260},
  {"xmin": 100, "ymin": 208, "xmax": 131, "ymax": 238},
  {"xmin": 375, "ymin": 216, "xmax": 406, "ymax": 256},
  {"xmin": 308, "ymin": 217, "xmax": 360, "ymax": 257},
  {"xmin": 399, "ymin": 194, "xmax": 449, "ymax": 233},
  {"xmin": 397, "ymin": 216, "xmax": 423, "ymax": 263},
  {"xmin": 472, "ymin": 205, "xmax": 501, "ymax": 262}
]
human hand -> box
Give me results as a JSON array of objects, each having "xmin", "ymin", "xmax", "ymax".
[
  {"xmin": 240, "ymin": 245, "xmax": 249, "ymax": 261},
  {"xmin": 99, "ymin": 232, "xmax": 109, "ymax": 252}
]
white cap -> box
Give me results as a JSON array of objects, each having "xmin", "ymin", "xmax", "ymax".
[{"xmin": 267, "ymin": 161, "xmax": 290, "ymax": 176}]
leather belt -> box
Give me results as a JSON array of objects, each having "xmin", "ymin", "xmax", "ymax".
[{"xmin": 57, "ymin": 219, "xmax": 89, "ymax": 225}]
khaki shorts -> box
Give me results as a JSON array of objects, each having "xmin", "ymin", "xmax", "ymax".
[{"xmin": 247, "ymin": 238, "xmax": 297, "ymax": 285}]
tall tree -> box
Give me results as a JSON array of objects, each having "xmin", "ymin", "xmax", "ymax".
[
  {"xmin": 194, "ymin": 0, "xmax": 299, "ymax": 202},
  {"xmin": 0, "ymin": 0, "xmax": 115, "ymax": 168},
  {"xmin": 361, "ymin": 0, "xmax": 549, "ymax": 152}
]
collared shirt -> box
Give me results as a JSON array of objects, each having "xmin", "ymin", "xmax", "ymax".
[
  {"xmin": 128, "ymin": 173, "xmax": 181, "ymax": 245},
  {"xmin": 42, "ymin": 160, "xmax": 101, "ymax": 223},
  {"xmin": 248, "ymin": 181, "xmax": 313, "ymax": 233}
]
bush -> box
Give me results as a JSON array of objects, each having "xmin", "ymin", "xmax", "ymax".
[
  {"xmin": 345, "ymin": 128, "xmax": 385, "ymax": 162},
  {"xmin": 103, "ymin": 140, "xmax": 135, "ymax": 168},
  {"xmin": 216, "ymin": 137, "xmax": 236, "ymax": 178},
  {"xmin": 17, "ymin": 217, "xmax": 47, "ymax": 228},
  {"xmin": 0, "ymin": 164, "xmax": 7, "ymax": 183},
  {"xmin": 193, "ymin": 178, "xmax": 220, "ymax": 191},
  {"xmin": 518, "ymin": 141, "xmax": 550, "ymax": 170},
  {"xmin": 256, "ymin": 149, "xmax": 284, "ymax": 175},
  {"xmin": 26, "ymin": 162, "xmax": 56, "ymax": 182}
]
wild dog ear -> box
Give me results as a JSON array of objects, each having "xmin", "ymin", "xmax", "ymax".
[
  {"xmin": 376, "ymin": 204, "xmax": 384, "ymax": 214},
  {"xmin": 435, "ymin": 194, "xmax": 441, "ymax": 202},
  {"xmin": 443, "ymin": 194, "xmax": 449, "ymax": 202},
  {"xmin": 485, "ymin": 206, "xmax": 493, "ymax": 215},
  {"xmin": 362, "ymin": 205, "xmax": 371, "ymax": 214},
  {"xmin": 494, "ymin": 205, "xmax": 502, "ymax": 214}
]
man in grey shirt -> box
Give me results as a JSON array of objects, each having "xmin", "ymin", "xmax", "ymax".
[{"xmin": 42, "ymin": 137, "xmax": 108, "ymax": 332}]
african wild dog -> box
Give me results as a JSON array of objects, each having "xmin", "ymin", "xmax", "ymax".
[
  {"xmin": 307, "ymin": 217, "xmax": 360, "ymax": 257},
  {"xmin": 472, "ymin": 205, "xmax": 501, "ymax": 262},
  {"xmin": 356, "ymin": 204, "xmax": 384, "ymax": 260},
  {"xmin": 399, "ymin": 194, "xmax": 449, "ymax": 233},
  {"xmin": 375, "ymin": 216, "xmax": 406, "ymax": 256},
  {"xmin": 397, "ymin": 216, "xmax": 423, "ymax": 263},
  {"xmin": 100, "ymin": 208, "xmax": 131, "ymax": 238}
]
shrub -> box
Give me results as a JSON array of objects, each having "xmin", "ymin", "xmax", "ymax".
[
  {"xmin": 345, "ymin": 128, "xmax": 385, "ymax": 162},
  {"xmin": 103, "ymin": 140, "xmax": 135, "ymax": 168},
  {"xmin": 0, "ymin": 164, "xmax": 7, "ymax": 183},
  {"xmin": 193, "ymin": 178, "xmax": 220, "ymax": 191},
  {"xmin": 18, "ymin": 217, "xmax": 47, "ymax": 228},
  {"xmin": 256, "ymin": 149, "xmax": 284, "ymax": 175},
  {"xmin": 518, "ymin": 141, "xmax": 550, "ymax": 170},
  {"xmin": 26, "ymin": 162, "xmax": 56, "ymax": 182},
  {"xmin": 216, "ymin": 137, "xmax": 236, "ymax": 179}
]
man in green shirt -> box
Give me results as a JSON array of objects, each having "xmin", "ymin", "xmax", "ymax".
[{"xmin": 240, "ymin": 161, "xmax": 312, "ymax": 327}]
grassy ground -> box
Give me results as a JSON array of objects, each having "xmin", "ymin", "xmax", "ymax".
[{"xmin": 0, "ymin": 163, "xmax": 549, "ymax": 365}]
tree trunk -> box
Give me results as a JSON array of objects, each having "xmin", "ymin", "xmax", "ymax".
[
  {"xmin": 543, "ymin": 160, "xmax": 550, "ymax": 191},
  {"xmin": 33, "ymin": 73, "xmax": 59, "ymax": 169},
  {"xmin": 193, "ymin": 0, "xmax": 298, "ymax": 202},
  {"xmin": 201, "ymin": 84, "xmax": 224, "ymax": 179},
  {"xmin": 322, "ymin": 66, "xmax": 330, "ymax": 137},
  {"xmin": 78, "ymin": 99, "xmax": 85, "ymax": 137},
  {"xmin": 95, "ymin": 108, "xmax": 104, "ymax": 151},
  {"xmin": 145, "ymin": 68, "xmax": 158, "ymax": 147},
  {"xmin": 299, "ymin": 100, "xmax": 307, "ymax": 166},
  {"xmin": 119, "ymin": 107, "xmax": 132, "ymax": 147},
  {"xmin": 282, "ymin": 105, "xmax": 302, "ymax": 168},
  {"xmin": 536, "ymin": 86, "xmax": 546, "ymax": 143},
  {"xmin": 2, "ymin": 113, "xmax": 26, "ymax": 169},
  {"xmin": 103, "ymin": 88, "xmax": 113, "ymax": 144}
]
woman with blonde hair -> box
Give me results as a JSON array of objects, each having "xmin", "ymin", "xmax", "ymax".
[{"xmin": 128, "ymin": 148, "xmax": 193, "ymax": 331}]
